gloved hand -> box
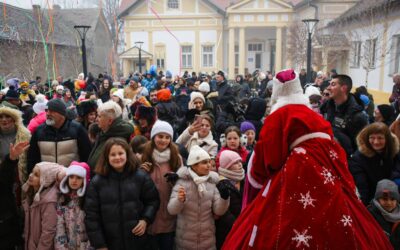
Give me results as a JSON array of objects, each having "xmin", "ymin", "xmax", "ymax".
[
  {"xmin": 216, "ymin": 179, "xmax": 233, "ymax": 200},
  {"xmin": 164, "ymin": 172, "xmax": 179, "ymax": 185}
]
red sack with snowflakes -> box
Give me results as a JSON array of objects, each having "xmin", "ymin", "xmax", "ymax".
[{"xmin": 222, "ymin": 104, "xmax": 393, "ymax": 250}]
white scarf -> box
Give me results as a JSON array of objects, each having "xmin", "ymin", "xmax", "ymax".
[
  {"xmin": 188, "ymin": 168, "xmax": 210, "ymax": 197},
  {"xmin": 373, "ymin": 199, "xmax": 400, "ymax": 223},
  {"xmin": 152, "ymin": 148, "xmax": 171, "ymax": 164},
  {"xmin": 218, "ymin": 167, "xmax": 245, "ymax": 182}
]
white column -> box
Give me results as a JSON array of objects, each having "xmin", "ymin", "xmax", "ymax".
[
  {"xmin": 275, "ymin": 27, "xmax": 282, "ymax": 72},
  {"xmin": 228, "ymin": 28, "xmax": 235, "ymax": 80},
  {"xmin": 239, "ymin": 28, "xmax": 245, "ymax": 76}
]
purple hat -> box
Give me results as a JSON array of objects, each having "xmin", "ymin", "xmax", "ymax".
[{"xmin": 240, "ymin": 121, "xmax": 256, "ymax": 133}]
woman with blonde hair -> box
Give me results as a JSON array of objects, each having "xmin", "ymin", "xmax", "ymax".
[{"xmin": 349, "ymin": 122, "xmax": 400, "ymax": 205}]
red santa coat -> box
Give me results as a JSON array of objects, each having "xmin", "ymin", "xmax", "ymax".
[{"xmin": 223, "ymin": 104, "xmax": 392, "ymax": 250}]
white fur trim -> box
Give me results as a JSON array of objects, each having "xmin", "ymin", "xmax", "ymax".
[
  {"xmin": 270, "ymin": 94, "xmax": 310, "ymax": 114},
  {"xmin": 59, "ymin": 175, "xmax": 70, "ymax": 194},
  {"xmin": 246, "ymin": 152, "xmax": 263, "ymax": 189},
  {"xmin": 249, "ymin": 225, "xmax": 258, "ymax": 247},
  {"xmin": 262, "ymin": 179, "xmax": 272, "ymax": 197},
  {"xmin": 60, "ymin": 165, "xmax": 87, "ymax": 196},
  {"xmin": 289, "ymin": 132, "xmax": 331, "ymax": 150}
]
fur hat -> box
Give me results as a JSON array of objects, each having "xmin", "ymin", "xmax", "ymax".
[
  {"xmin": 157, "ymin": 89, "xmax": 172, "ymax": 102},
  {"xmin": 187, "ymin": 145, "xmax": 211, "ymax": 166},
  {"xmin": 375, "ymin": 179, "xmax": 400, "ymax": 202},
  {"xmin": 270, "ymin": 69, "xmax": 309, "ymax": 113},
  {"xmin": 304, "ymin": 86, "xmax": 321, "ymax": 98},
  {"xmin": 240, "ymin": 121, "xmax": 256, "ymax": 133},
  {"xmin": 30, "ymin": 162, "xmax": 65, "ymax": 202},
  {"xmin": 198, "ymin": 82, "xmax": 210, "ymax": 93},
  {"xmin": 188, "ymin": 92, "xmax": 205, "ymax": 109},
  {"xmin": 219, "ymin": 150, "xmax": 242, "ymax": 169},
  {"xmin": 77, "ymin": 100, "xmax": 98, "ymax": 117},
  {"xmin": 46, "ymin": 98, "xmax": 67, "ymax": 116},
  {"xmin": 20, "ymin": 81, "xmax": 29, "ymax": 88},
  {"xmin": 377, "ymin": 104, "xmax": 395, "ymax": 122},
  {"xmin": 59, "ymin": 161, "xmax": 90, "ymax": 197},
  {"xmin": 135, "ymin": 105, "xmax": 157, "ymax": 123},
  {"xmin": 151, "ymin": 120, "xmax": 173, "ymax": 139},
  {"xmin": 33, "ymin": 94, "xmax": 48, "ymax": 114},
  {"xmin": 217, "ymin": 70, "xmax": 226, "ymax": 79}
]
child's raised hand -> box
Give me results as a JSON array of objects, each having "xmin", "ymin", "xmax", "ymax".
[
  {"xmin": 178, "ymin": 186, "xmax": 186, "ymax": 202},
  {"xmin": 9, "ymin": 141, "xmax": 30, "ymax": 160},
  {"xmin": 132, "ymin": 220, "xmax": 147, "ymax": 236},
  {"xmin": 140, "ymin": 162, "xmax": 152, "ymax": 172}
]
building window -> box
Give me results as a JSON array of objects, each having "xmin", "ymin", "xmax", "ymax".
[
  {"xmin": 390, "ymin": 35, "xmax": 400, "ymax": 75},
  {"xmin": 365, "ymin": 38, "xmax": 377, "ymax": 68},
  {"xmin": 350, "ymin": 41, "xmax": 361, "ymax": 68},
  {"xmin": 248, "ymin": 43, "xmax": 263, "ymax": 52},
  {"xmin": 202, "ymin": 45, "xmax": 214, "ymax": 67},
  {"xmin": 235, "ymin": 45, "xmax": 239, "ymax": 67},
  {"xmin": 181, "ymin": 45, "xmax": 192, "ymax": 68},
  {"xmin": 155, "ymin": 44, "xmax": 166, "ymax": 70},
  {"xmin": 167, "ymin": 0, "xmax": 179, "ymax": 9}
]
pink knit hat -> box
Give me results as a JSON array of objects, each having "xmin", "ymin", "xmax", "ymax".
[
  {"xmin": 59, "ymin": 161, "xmax": 90, "ymax": 197},
  {"xmin": 219, "ymin": 150, "xmax": 242, "ymax": 169}
]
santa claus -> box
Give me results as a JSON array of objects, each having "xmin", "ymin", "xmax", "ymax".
[{"xmin": 223, "ymin": 69, "xmax": 392, "ymax": 249}]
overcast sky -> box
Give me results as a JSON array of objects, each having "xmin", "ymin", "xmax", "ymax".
[{"xmin": 0, "ymin": 0, "xmax": 97, "ymax": 9}]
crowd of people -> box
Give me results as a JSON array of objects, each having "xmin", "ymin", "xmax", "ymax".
[{"xmin": 1, "ymin": 67, "xmax": 400, "ymax": 249}]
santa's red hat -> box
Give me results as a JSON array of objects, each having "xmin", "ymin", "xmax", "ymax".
[{"xmin": 270, "ymin": 69, "xmax": 309, "ymax": 113}]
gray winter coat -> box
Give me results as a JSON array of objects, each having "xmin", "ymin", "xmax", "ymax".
[{"xmin": 167, "ymin": 167, "xmax": 229, "ymax": 250}]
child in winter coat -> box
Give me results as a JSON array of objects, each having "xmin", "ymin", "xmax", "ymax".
[
  {"xmin": 168, "ymin": 145, "xmax": 230, "ymax": 250},
  {"xmin": 55, "ymin": 161, "xmax": 92, "ymax": 250},
  {"xmin": 240, "ymin": 121, "xmax": 256, "ymax": 152},
  {"xmin": 140, "ymin": 120, "xmax": 183, "ymax": 250},
  {"xmin": 84, "ymin": 138, "xmax": 160, "ymax": 250},
  {"xmin": 215, "ymin": 150, "xmax": 245, "ymax": 249},
  {"xmin": 216, "ymin": 126, "xmax": 249, "ymax": 169},
  {"xmin": 22, "ymin": 162, "xmax": 65, "ymax": 250},
  {"xmin": 368, "ymin": 179, "xmax": 400, "ymax": 249}
]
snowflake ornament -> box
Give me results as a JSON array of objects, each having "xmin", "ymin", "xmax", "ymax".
[
  {"xmin": 292, "ymin": 229, "xmax": 313, "ymax": 248},
  {"xmin": 320, "ymin": 167, "xmax": 335, "ymax": 185},
  {"xmin": 341, "ymin": 215, "xmax": 353, "ymax": 227},
  {"xmin": 298, "ymin": 191, "xmax": 316, "ymax": 209},
  {"xmin": 293, "ymin": 147, "xmax": 306, "ymax": 155},
  {"xmin": 329, "ymin": 149, "xmax": 338, "ymax": 160}
]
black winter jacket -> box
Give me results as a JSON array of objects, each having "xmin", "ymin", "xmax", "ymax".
[
  {"xmin": 85, "ymin": 168, "xmax": 160, "ymax": 250},
  {"xmin": 320, "ymin": 94, "xmax": 368, "ymax": 153},
  {"xmin": 0, "ymin": 156, "xmax": 22, "ymax": 249},
  {"xmin": 27, "ymin": 119, "xmax": 92, "ymax": 174}
]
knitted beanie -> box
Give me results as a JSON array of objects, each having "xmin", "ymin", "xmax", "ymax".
[
  {"xmin": 34, "ymin": 162, "xmax": 65, "ymax": 202},
  {"xmin": 32, "ymin": 94, "xmax": 48, "ymax": 114},
  {"xmin": 157, "ymin": 89, "xmax": 172, "ymax": 102},
  {"xmin": 375, "ymin": 179, "xmax": 400, "ymax": 202},
  {"xmin": 5, "ymin": 87, "xmax": 20, "ymax": 100},
  {"xmin": 151, "ymin": 120, "xmax": 173, "ymax": 139},
  {"xmin": 187, "ymin": 145, "xmax": 211, "ymax": 166},
  {"xmin": 219, "ymin": 150, "xmax": 242, "ymax": 169},
  {"xmin": 20, "ymin": 81, "xmax": 29, "ymax": 88},
  {"xmin": 240, "ymin": 121, "xmax": 256, "ymax": 133},
  {"xmin": 113, "ymin": 89, "xmax": 124, "ymax": 100},
  {"xmin": 59, "ymin": 161, "xmax": 90, "ymax": 197},
  {"xmin": 198, "ymin": 82, "xmax": 210, "ymax": 93},
  {"xmin": 46, "ymin": 98, "xmax": 67, "ymax": 116},
  {"xmin": 56, "ymin": 85, "xmax": 64, "ymax": 92},
  {"xmin": 188, "ymin": 91, "xmax": 205, "ymax": 109},
  {"xmin": 359, "ymin": 94, "xmax": 370, "ymax": 106}
]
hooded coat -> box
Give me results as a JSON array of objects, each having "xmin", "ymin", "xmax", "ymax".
[
  {"xmin": 0, "ymin": 106, "xmax": 31, "ymax": 183},
  {"xmin": 223, "ymin": 104, "xmax": 392, "ymax": 250},
  {"xmin": 167, "ymin": 167, "xmax": 229, "ymax": 250},
  {"xmin": 349, "ymin": 133, "xmax": 400, "ymax": 205}
]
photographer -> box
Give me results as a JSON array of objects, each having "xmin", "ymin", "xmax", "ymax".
[{"xmin": 215, "ymin": 98, "xmax": 246, "ymax": 143}]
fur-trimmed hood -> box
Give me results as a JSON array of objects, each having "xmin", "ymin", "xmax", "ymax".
[
  {"xmin": 357, "ymin": 133, "xmax": 400, "ymax": 158},
  {"xmin": 0, "ymin": 106, "xmax": 25, "ymax": 128},
  {"xmin": 176, "ymin": 166, "xmax": 219, "ymax": 184}
]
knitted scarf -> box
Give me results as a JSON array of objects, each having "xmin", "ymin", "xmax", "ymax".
[
  {"xmin": 188, "ymin": 168, "xmax": 210, "ymax": 197},
  {"xmin": 373, "ymin": 199, "xmax": 400, "ymax": 223},
  {"xmin": 152, "ymin": 148, "xmax": 171, "ymax": 164},
  {"xmin": 218, "ymin": 167, "xmax": 245, "ymax": 182}
]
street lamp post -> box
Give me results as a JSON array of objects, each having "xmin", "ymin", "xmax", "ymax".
[
  {"xmin": 268, "ymin": 38, "xmax": 276, "ymax": 74},
  {"xmin": 302, "ymin": 19, "xmax": 319, "ymax": 83},
  {"xmin": 74, "ymin": 25, "xmax": 91, "ymax": 78},
  {"xmin": 135, "ymin": 41, "xmax": 144, "ymax": 73}
]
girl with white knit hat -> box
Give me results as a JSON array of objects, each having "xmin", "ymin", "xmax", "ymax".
[
  {"xmin": 22, "ymin": 162, "xmax": 65, "ymax": 250},
  {"xmin": 55, "ymin": 161, "xmax": 91, "ymax": 249},
  {"xmin": 140, "ymin": 120, "xmax": 183, "ymax": 250},
  {"xmin": 168, "ymin": 145, "xmax": 230, "ymax": 250}
]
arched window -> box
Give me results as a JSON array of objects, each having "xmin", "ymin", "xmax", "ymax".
[{"xmin": 167, "ymin": 0, "xmax": 179, "ymax": 9}]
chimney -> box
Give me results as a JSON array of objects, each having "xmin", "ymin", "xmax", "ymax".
[{"xmin": 53, "ymin": 4, "xmax": 61, "ymax": 10}]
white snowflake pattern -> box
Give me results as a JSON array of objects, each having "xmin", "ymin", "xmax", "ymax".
[
  {"xmin": 320, "ymin": 167, "xmax": 335, "ymax": 185},
  {"xmin": 329, "ymin": 149, "xmax": 338, "ymax": 160},
  {"xmin": 292, "ymin": 229, "xmax": 313, "ymax": 248},
  {"xmin": 293, "ymin": 147, "xmax": 306, "ymax": 155},
  {"xmin": 341, "ymin": 215, "xmax": 353, "ymax": 227},
  {"xmin": 298, "ymin": 191, "xmax": 316, "ymax": 209}
]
